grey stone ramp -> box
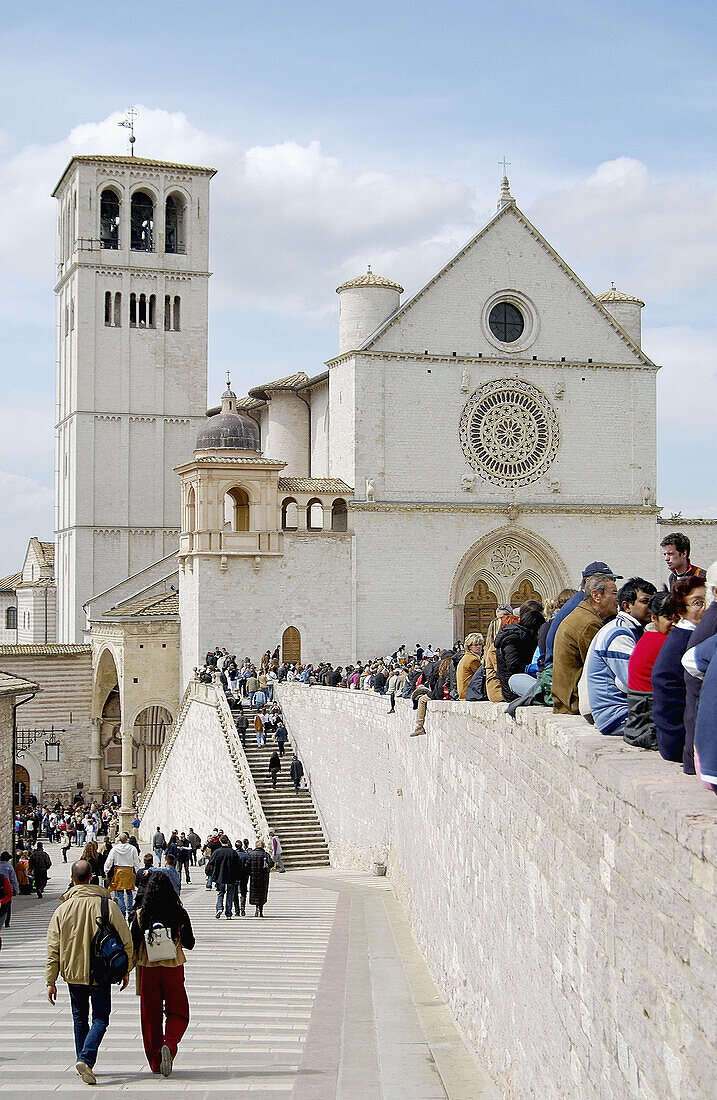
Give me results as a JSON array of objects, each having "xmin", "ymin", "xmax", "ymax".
[{"xmin": 0, "ymin": 846, "xmax": 495, "ymax": 1097}]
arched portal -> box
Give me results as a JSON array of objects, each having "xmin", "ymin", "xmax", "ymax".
[
  {"xmin": 14, "ymin": 764, "xmax": 30, "ymax": 807},
  {"xmin": 133, "ymin": 705, "xmax": 172, "ymax": 791},
  {"xmin": 450, "ymin": 526, "xmax": 570, "ymax": 644},
  {"xmin": 224, "ymin": 487, "xmax": 250, "ymax": 532},
  {"xmin": 282, "ymin": 626, "xmax": 301, "ymax": 664},
  {"xmin": 510, "ymin": 577, "xmax": 543, "ymax": 607},
  {"xmin": 464, "ymin": 579, "xmax": 499, "ymax": 639}
]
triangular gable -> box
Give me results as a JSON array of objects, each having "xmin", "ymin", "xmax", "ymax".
[{"xmin": 359, "ymin": 202, "xmax": 654, "ymax": 367}]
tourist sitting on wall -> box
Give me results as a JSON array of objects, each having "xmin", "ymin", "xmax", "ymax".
[
  {"xmin": 456, "ymin": 633, "xmax": 485, "ymax": 699},
  {"xmin": 681, "ymin": 559, "xmax": 717, "ymax": 774},
  {"xmin": 683, "ymin": 630, "xmax": 717, "ymax": 792},
  {"xmin": 482, "ymin": 608, "xmax": 518, "ymax": 702},
  {"xmin": 661, "ymin": 531, "xmax": 707, "ymax": 590},
  {"xmin": 544, "ymin": 562, "xmax": 623, "ymax": 668},
  {"xmin": 623, "ymin": 590, "xmax": 673, "ymax": 750},
  {"xmin": 652, "ymin": 575, "xmax": 707, "ymax": 766},
  {"xmin": 495, "ymin": 602, "xmax": 546, "ymax": 702},
  {"xmin": 431, "ymin": 651, "xmax": 459, "ymax": 700},
  {"xmin": 585, "ymin": 577, "xmax": 657, "ymax": 736},
  {"xmin": 552, "ymin": 573, "xmax": 619, "ymax": 715}
]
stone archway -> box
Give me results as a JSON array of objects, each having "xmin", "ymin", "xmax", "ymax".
[
  {"xmin": 132, "ymin": 705, "xmax": 173, "ymax": 792},
  {"xmin": 450, "ymin": 526, "xmax": 570, "ymax": 642}
]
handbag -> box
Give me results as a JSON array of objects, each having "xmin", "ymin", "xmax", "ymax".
[{"xmin": 144, "ymin": 923, "xmax": 178, "ymax": 963}]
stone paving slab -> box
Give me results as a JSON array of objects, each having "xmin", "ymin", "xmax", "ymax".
[{"xmin": 0, "ymin": 846, "xmax": 496, "ymax": 1097}]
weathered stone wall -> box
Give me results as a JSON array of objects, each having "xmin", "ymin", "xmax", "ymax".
[
  {"xmin": 277, "ymin": 684, "xmax": 717, "ymax": 1100},
  {"xmin": 139, "ymin": 688, "xmax": 257, "ymax": 848},
  {"xmin": 0, "ymin": 695, "xmax": 14, "ymax": 854}
]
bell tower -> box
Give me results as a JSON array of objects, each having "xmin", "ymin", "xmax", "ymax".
[{"xmin": 53, "ymin": 154, "xmax": 215, "ymax": 641}]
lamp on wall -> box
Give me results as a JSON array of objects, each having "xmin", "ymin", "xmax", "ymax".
[{"xmin": 45, "ymin": 729, "xmax": 60, "ymax": 762}]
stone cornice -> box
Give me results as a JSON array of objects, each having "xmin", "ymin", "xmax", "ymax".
[
  {"xmin": 325, "ymin": 350, "xmax": 659, "ymax": 373},
  {"xmin": 349, "ymin": 501, "xmax": 662, "ymax": 517},
  {"xmin": 55, "ymin": 262, "xmax": 210, "ymax": 291},
  {"xmin": 657, "ymin": 517, "xmax": 717, "ymax": 526}
]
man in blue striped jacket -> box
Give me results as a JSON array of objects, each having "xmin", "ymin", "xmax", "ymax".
[{"xmin": 586, "ymin": 578, "xmax": 656, "ymax": 736}]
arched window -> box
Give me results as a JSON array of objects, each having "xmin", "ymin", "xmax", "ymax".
[
  {"xmin": 149, "ymin": 293, "xmax": 156, "ymax": 328},
  {"xmin": 130, "ymin": 190, "xmax": 154, "ymax": 251},
  {"xmin": 173, "ymin": 295, "xmax": 181, "ymax": 330},
  {"xmin": 104, "ymin": 290, "xmax": 112, "ymax": 326},
  {"xmin": 186, "ymin": 486, "xmax": 196, "ymax": 531},
  {"xmin": 331, "ymin": 498, "xmax": 348, "ymax": 532},
  {"xmin": 164, "ymin": 294, "xmax": 171, "ymax": 331},
  {"xmin": 129, "ymin": 293, "xmax": 137, "ymax": 327},
  {"xmin": 138, "ymin": 293, "xmax": 147, "ymax": 327},
  {"xmin": 100, "ymin": 188, "xmax": 120, "ymax": 249},
  {"xmin": 113, "ymin": 292, "xmax": 121, "ymax": 327},
  {"xmin": 165, "ymin": 193, "xmax": 186, "ymax": 253},
  {"xmin": 224, "ymin": 487, "xmax": 250, "ymax": 532},
  {"xmin": 281, "ymin": 498, "xmax": 298, "ymax": 530},
  {"xmin": 307, "ymin": 499, "xmax": 324, "ymax": 531},
  {"xmin": 6, "ymin": 607, "xmax": 17, "ymax": 630},
  {"xmin": 509, "ymin": 578, "xmax": 543, "ymax": 608},
  {"xmin": 282, "ymin": 626, "xmax": 301, "ymax": 664}
]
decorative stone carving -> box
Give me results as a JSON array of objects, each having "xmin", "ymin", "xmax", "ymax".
[
  {"xmin": 461, "ymin": 473, "xmax": 475, "ymax": 492},
  {"xmin": 506, "ymin": 502, "xmax": 521, "ymax": 523},
  {"xmin": 459, "ymin": 379, "xmax": 560, "ymax": 487},
  {"xmin": 642, "ymin": 485, "xmax": 653, "ymax": 507},
  {"xmin": 548, "ymin": 479, "xmax": 561, "ymax": 493},
  {"xmin": 365, "ymin": 477, "xmax": 375, "ymax": 502},
  {"xmin": 553, "ymin": 381, "xmax": 565, "ymax": 399},
  {"xmin": 460, "ymin": 368, "xmax": 470, "ymax": 393},
  {"xmin": 490, "ymin": 544, "xmax": 522, "ymax": 578}
]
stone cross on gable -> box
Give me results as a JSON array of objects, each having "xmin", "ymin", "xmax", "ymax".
[{"xmin": 499, "ymin": 156, "xmax": 511, "ymax": 177}]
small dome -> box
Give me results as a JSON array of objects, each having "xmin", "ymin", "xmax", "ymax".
[
  {"xmin": 195, "ymin": 382, "xmax": 261, "ymax": 452},
  {"xmin": 597, "ymin": 286, "xmax": 645, "ymax": 306},
  {"xmin": 336, "ymin": 265, "xmax": 403, "ymax": 294}
]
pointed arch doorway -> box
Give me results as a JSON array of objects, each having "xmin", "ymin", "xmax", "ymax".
[{"xmin": 463, "ymin": 579, "xmax": 499, "ymax": 639}]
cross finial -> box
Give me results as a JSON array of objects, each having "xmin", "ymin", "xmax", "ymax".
[
  {"xmin": 499, "ymin": 156, "xmax": 511, "ymax": 178},
  {"xmin": 118, "ymin": 106, "xmax": 139, "ymax": 156},
  {"xmin": 226, "ymin": 370, "xmax": 231, "ymax": 387},
  {"xmin": 367, "ymin": 264, "xmax": 372, "ymax": 273},
  {"xmin": 611, "ymin": 281, "xmax": 615, "ymax": 289}
]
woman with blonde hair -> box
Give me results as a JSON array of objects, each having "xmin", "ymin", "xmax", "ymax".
[{"xmin": 81, "ymin": 840, "xmax": 102, "ymax": 884}]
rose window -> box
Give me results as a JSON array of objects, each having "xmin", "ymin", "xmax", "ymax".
[
  {"xmin": 490, "ymin": 544, "xmax": 522, "ymax": 578},
  {"xmin": 459, "ymin": 379, "xmax": 560, "ymax": 487}
]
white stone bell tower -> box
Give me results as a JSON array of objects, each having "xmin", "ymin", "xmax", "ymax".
[{"xmin": 53, "ymin": 154, "xmax": 215, "ymax": 641}]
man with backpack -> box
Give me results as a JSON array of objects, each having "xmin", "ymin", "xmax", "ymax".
[{"xmin": 46, "ymin": 859, "xmax": 133, "ymax": 1086}]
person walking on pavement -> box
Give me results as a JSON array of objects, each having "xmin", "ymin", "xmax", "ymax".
[
  {"xmin": 61, "ymin": 830, "xmax": 71, "ymax": 863},
  {"xmin": 29, "ymin": 842, "xmax": 52, "ymax": 898},
  {"xmin": 268, "ymin": 750, "xmax": 281, "ymax": 789},
  {"xmin": 269, "ymin": 831, "xmax": 286, "ymax": 873},
  {"xmin": 247, "ymin": 840, "xmax": 274, "ymax": 916},
  {"xmin": 289, "ymin": 756, "xmax": 304, "ymax": 794},
  {"xmin": 131, "ymin": 870, "xmax": 194, "ymax": 1077},
  {"xmin": 206, "ymin": 836, "xmax": 240, "ymax": 919},
  {"xmin": 46, "ymin": 859, "xmax": 133, "ymax": 1086},
  {"xmin": 254, "ymin": 710, "xmax": 266, "ymax": 747},
  {"xmin": 186, "ymin": 828, "xmax": 201, "ymax": 866},
  {"xmin": 104, "ymin": 833, "xmax": 142, "ymax": 919},
  {"xmin": 176, "ymin": 834, "xmax": 192, "ymax": 884},
  {"xmin": 152, "ymin": 827, "xmax": 167, "ymax": 869},
  {"xmin": 233, "ymin": 842, "xmax": 250, "ymax": 916},
  {"xmin": 0, "ymin": 852, "xmax": 18, "ymax": 927}
]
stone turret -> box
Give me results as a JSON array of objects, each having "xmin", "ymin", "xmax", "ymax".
[
  {"xmin": 597, "ymin": 285, "xmax": 645, "ymax": 347},
  {"xmin": 336, "ymin": 266, "xmax": 403, "ymax": 354}
]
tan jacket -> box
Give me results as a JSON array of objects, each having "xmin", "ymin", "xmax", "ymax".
[
  {"xmin": 552, "ymin": 600, "xmax": 603, "ymax": 715},
  {"xmin": 456, "ymin": 651, "xmax": 481, "ymax": 700},
  {"xmin": 46, "ymin": 883, "xmax": 133, "ymax": 986},
  {"xmin": 483, "ymin": 642, "xmax": 504, "ymax": 702}
]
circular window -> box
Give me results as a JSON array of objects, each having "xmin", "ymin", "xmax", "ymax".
[
  {"xmin": 488, "ymin": 302, "xmax": 524, "ymax": 343},
  {"xmin": 459, "ymin": 379, "xmax": 560, "ymax": 487}
]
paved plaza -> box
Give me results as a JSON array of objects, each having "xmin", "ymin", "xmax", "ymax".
[{"xmin": 0, "ymin": 844, "xmax": 496, "ymax": 1097}]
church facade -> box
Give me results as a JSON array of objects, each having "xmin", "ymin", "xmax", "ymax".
[{"xmin": 47, "ymin": 153, "xmax": 715, "ymax": 816}]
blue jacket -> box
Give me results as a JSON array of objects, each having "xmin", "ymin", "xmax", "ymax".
[
  {"xmin": 683, "ymin": 632, "xmax": 717, "ymax": 787},
  {"xmin": 586, "ymin": 611, "xmax": 643, "ymax": 735},
  {"xmin": 652, "ymin": 623, "xmax": 694, "ymax": 763},
  {"xmin": 545, "ymin": 591, "xmax": 583, "ymax": 665}
]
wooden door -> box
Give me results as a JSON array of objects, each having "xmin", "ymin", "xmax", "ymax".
[
  {"xmin": 463, "ymin": 580, "xmax": 499, "ymax": 639},
  {"xmin": 282, "ymin": 626, "xmax": 301, "ymax": 664}
]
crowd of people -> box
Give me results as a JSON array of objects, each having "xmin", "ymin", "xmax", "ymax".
[{"xmin": 204, "ymin": 532, "xmax": 716, "ymax": 794}]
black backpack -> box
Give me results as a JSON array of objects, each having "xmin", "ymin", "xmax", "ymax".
[{"xmin": 90, "ymin": 897, "xmax": 129, "ymax": 985}]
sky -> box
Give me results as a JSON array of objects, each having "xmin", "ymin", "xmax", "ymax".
[{"xmin": 1, "ymin": 0, "xmax": 716, "ymax": 576}]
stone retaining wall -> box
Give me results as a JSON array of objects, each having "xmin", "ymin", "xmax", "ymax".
[{"xmin": 276, "ymin": 684, "xmax": 717, "ymax": 1100}]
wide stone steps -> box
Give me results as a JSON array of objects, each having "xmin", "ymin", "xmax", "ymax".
[{"xmin": 234, "ymin": 709, "xmax": 329, "ymax": 868}]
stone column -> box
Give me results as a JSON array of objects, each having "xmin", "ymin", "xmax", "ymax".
[
  {"xmin": 89, "ymin": 718, "xmax": 102, "ymax": 794},
  {"xmin": 119, "ymin": 725, "xmax": 135, "ymax": 834}
]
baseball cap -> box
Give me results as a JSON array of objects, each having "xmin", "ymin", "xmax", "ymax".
[{"xmin": 581, "ymin": 561, "xmax": 623, "ymax": 580}]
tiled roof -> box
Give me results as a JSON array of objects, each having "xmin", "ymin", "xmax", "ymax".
[
  {"xmin": 278, "ymin": 477, "xmax": 353, "ymax": 493},
  {"xmin": 597, "ymin": 287, "xmax": 645, "ymax": 306},
  {"xmin": 0, "ymin": 572, "xmax": 22, "ymax": 592},
  {"xmin": 38, "ymin": 542, "xmax": 55, "ymax": 566},
  {"xmin": 0, "ymin": 671, "xmax": 39, "ymax": 695},
  {"xmin": 336, "ymin": 268, "xmax": 403, "ymax": 293},
  {"xmin": 53, "ymin": 155, "xmax": 216, "ymax": 194},
  {"xmin": 106, "ymin": 591, "xmax": 179, "ymax": 618},
  {"xmin": 16, "ymin": 579, "xmax": 55, "ymax": 589},
  {"xmin": 248, "ymin": 372, "xmax": 311, "ymax": 401},
  {"xmin": 0, "ymin": 644, "xmax": 90, "ymax": 656}
]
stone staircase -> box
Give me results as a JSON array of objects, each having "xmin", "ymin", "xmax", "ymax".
[{"xmin": 238, "ymin": 710, "xmax": 329, "ymax": 870}]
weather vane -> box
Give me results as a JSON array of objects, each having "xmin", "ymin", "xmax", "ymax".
[
  {"xmin": 499, "ymin": 156, "xmax": 511, "ymax": 178},
  {"xmin": 118, "ymin": 107, "xmax": 138, "ymax": 156}
]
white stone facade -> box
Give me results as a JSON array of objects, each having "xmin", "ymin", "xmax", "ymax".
[
  {"xmin": 53, "ymin": 155, "xmax": 214, "ymax": 642},
  {"xmin": 276, "ymin": 684, "xmax": 717, "ymax": 1100}
]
